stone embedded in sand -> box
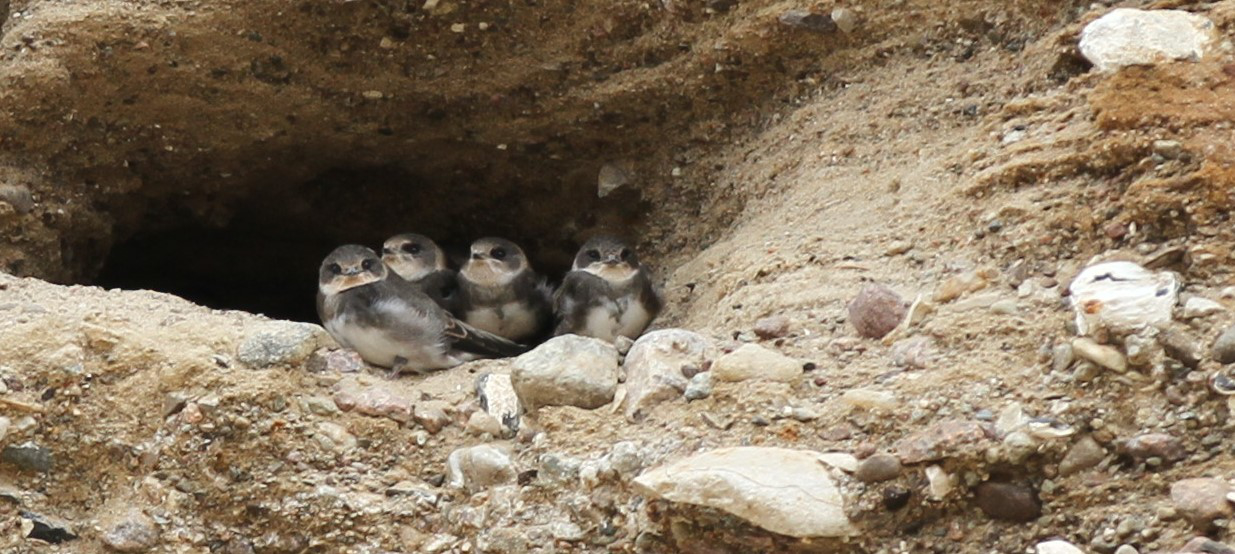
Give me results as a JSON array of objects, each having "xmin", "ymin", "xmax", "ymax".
[
  {"xmin": 314, "ymin": 422, "xmax": 356, "ymax": 452},
  {"xmin": 974, "ymin": 481, "xmax": 1041, "ymax": 522},
  {"xmin": 475, "ymin": 373, "xmax": 520, "ymax": 437},
  {"xmin": 510, "ymin": 335, "xmax": 619, "ymax": 411},
  {"xmin": 633, "ymin": 447, "xmax": 856, "ymax": 538},
  {"xmin": 101, "ymin": 508, "xmax": 159, "ymax": 552},
  {"xmin": 332, "ymin": 380, "xmax": 414, "ymax": 422},
  {"xmin": 1118, "ymin": 432, "xmax": 1185, "ymax": 463},
  {"xmin": 1068, "ymin": 261, "xmax": 1178, "ymax": 336},
  {"xmin": 413, "ymin": 401, "xmax": 453, "ymax": 434},
  {"xmin": 893, "ymin": 420, "xmax": 988, "ymax": 464},
  {"xmin": 831, "ymin": 8, "xmax": 859, "ymax": 34},
  {"xmin": 622, "ymin": 329, "xmax": 717, "ymax": 420},
  {"xmin": 1058, "ymin": 435, "xmax": 1106, "ymax": 476},
  {"xmin": 0, "ymin": 184, "xmax": 34, "ymax": 214},
  {"xmin": 1036, "ymin": 540, "xmax": 1085, "ymax": 554},
  {"xmin": 1079, "ymin": 8, "xmax": 1217, "ymax": 72},
  {"xmin": 848, "ymin": 284, "xmax": 908, "ymax": 339},
  {"xmin": 933, "ymin": 270, "xmax": 991, "ymax": 303},
  {"xmin": 1212, "ymin": 324, "xmax": 1235, "ymax": 364},
  {"xmin": 236, "ymin": 321, "xmax": 327, "ymax": 368},
  {"xmin": 711, "ymin": 343, "xmax": 802, "ymax": 382},
  {"xmin": 1071, "ymin": 337, "xmax": 1127, "ymax": 373},
  {"xmin": 306, "ymin": 348, "xmax": 365, "ymax": 373},
  {"xmin": 777, "ymin": 10, "xmax": 837, "ymax": 34},
  {"xmin": 1182, "ymin": 297, "xmax": 1224, "ymax": 319},
  {"xmin": 890, "ymin": 336, "xmax": 932, "ymax": 369},
  {"xmin": 683, "ymin": 372, "xmax": 713, "ymax": 401},
  {"xmin": 752, "ymin": 315, "xmax": 791, "ymax": 339},
  {"xmin": 446, "ymin": 445, "xmax": 516, "ymax": 492},
  {"xmin": 855, "ymin": 453, "xmax": 902, "ymax": 483},
  {"xmin": 2, "ymin": 442, "xmax": 53, "ymax": 472},
  {"xmin": 1171, "ymin": 478, "xmax": 1233, "ymax": 529}
]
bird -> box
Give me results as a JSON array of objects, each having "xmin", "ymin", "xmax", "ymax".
[
  {"xmin": 381, "ymin": 233, "xmax": 458, "ymax": 312},
  {"xmin": 456, "ymin": 237, "xmax": 553, "ymax": 343},
  {"xmin": 316, "ymin": 244, "xmax": 527, "ymax": 376},
  {"xmin": 553, "ymin": 235, "xmax": 661, "ymax": 342}
]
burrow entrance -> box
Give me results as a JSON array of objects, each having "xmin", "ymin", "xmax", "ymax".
[{"xmin": 94, "ymin": 161, "xmax": 650, "ymax": 323}]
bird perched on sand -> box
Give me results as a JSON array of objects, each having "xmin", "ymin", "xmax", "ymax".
[
  {"xmin": 554, "ymin": 235, "xmax": 661, "ymax": 342},
  {"xmin": 381, "ymin": 233, "xmax": 458, "ymax": 312},
  {"xmin": 316, "ymin": 244, "xmax": 527, "ymax": 375},
  {"xmin": 456, "ymin": 237, "xmax": 553, "ymax": 343}
]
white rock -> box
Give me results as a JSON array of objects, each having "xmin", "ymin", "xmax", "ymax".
[
  {"xmin": 831, "ymin": 8, "xmax": 859, "ymax": 33},
  {"xmin": 925, "ymin": 465, "xmax": 955, "ymax": 500},
  {"xmin": 1068, "ymin": 261, "xmax": 1178, "ymax": 335},
  {"xmin": 1036, "ymin": 539, "xmax": 1086, "ymax": 554},
  {"xmin": 597, "ymin": 162, "xmax": 633, "ymax": 198},
  {"xmin": 1182, "ymin": 297, "xmax": 1224, "ymax": 319},
  {"xmin": 475, "ymin": 372, "xmax": 520, "ymax": 437},
  {"xmin": 839, "ymin": 388, "xmax": 898, "ymax": 411},
  {"xmin": 1071, "ymin": 337, "xmax": 1128, "ymax": 373},
  {"xmin": 622, "ymin": 329, "xmax": 717, "ymax": 421},
  {"xmin": 1079, "ymin": 8, "xmax": 1216, "ymax": 72},
  {"xmin": 817, "ymin": 452, "xmax": 858, "ymax": 473},
  {"xmin": 711, "ymin": 344, "xmax": 802, "ymax": 382},
  {"xmin": 510, "ymin": 335, "xmax": 619, "ymax": 411},
  {"xmin": 446, "ymin": 445, "xmax": 516, "ymax": 491},
  {"xmin": 315, "ymin": 422, "xmax": 356, "ymax": 452},
  {"xmin": 633, "ymin": 447, "xmax": 856, "ymax": 538}
]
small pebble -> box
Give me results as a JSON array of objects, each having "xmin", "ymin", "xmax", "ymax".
[
  {"xmin": 1171, "ymin": 478, "xmax": 1233, "ymax": 529},
  {"xmin": 854, "ymin": 453, "xmax": 901, "ymax": 483},
  {"xmin": 974, "ymin": 481, "xmax": 1040, "ymax": 522}
]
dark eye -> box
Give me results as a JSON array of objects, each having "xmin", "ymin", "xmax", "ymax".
[
  {"xmin": 402, "ymin": 243, "xmax": 422, "ymax": 255},
  {"xmin": 328, "ymin": 263, "xmax": 342, "ymax": 274},
  {"xmin": 491, "ymin": 248, "xmax": 507, "ymax": 260},
  {"xmin": 619, "ymin": 248, "xmax": 631, "ymax": 260},
  {"xmin": 587, "ymin": 249, "xmax": 601, "ymax": 261},
  {"xmin": 361, "ymin": 259, "xmax": 375, "ymax": 271}
]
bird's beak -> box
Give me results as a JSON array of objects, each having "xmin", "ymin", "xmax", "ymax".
[
  {"xmin": 604, "ymin": 257, "xmax": 621, "ymax": 265},
  {"xmin": 471, "ymin": 252, "xmax": 484, "ymax": 260}
]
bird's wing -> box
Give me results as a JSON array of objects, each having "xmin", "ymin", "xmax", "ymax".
[{"xmin": 443, "ymin": 317, "xmax": 530, "ymax": 358}]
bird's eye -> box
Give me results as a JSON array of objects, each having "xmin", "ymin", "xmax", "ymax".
[
  {"xmin": 403, "ymin": 243, "xmax": 422, "ymax": 255},
  {"xmin": 491, "ymin": 248, "xmax": 507, "ymax": 260},
  {"xmin": 619, "ymin": 248, "xmax": 631, "ymax": 260},
  {"xmin": 361, "ymin": 259, "xmax": 375, "ymax": 271},
  {"xmin": 328, "ymin": 263, "xmax": 342, "ymax": 274},
  {"xmin": 587, "ymin": 249, "xmax": 601, "ymax": 261}
]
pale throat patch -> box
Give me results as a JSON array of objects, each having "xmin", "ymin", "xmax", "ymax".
[
  {"xmin": 320, "ymin": 273, "xmax": 381, "ymax": 296},
  {"xmin": 463, "ymin": 259, "xmax": 519, "ymax": 286},
  {"xmin": 584, "ymin": 263, "xmax": 637, "ymax": 283},
  {"xmin": 384, "ymin": 256, "xmax": 432, "ymax": 281}
]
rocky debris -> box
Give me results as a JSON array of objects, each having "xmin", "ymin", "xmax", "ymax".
[
  {"xmin": 854, "ymin": 453, "xmax": 902, "ymax": 483},
  {"xmin": 1071, "ymin": 337, "xmax": 1127, "ymax": 373},
  {"xmin": 413, "ymin": 401, "xmax": 453, "ymax": 434},
  {"xmin": 2, "ymin": 442, "xmax": 53, "ymax": 472},
  {"xmin": 622, "ymin": 329, "xmax": 716, "ymax": 420},
  {"xmin": 0, "ymin": 184, "xmax": 34, "ymax": 213},
  {"xmin": 1069, "ymin": 261, "xmax": 1178, "ymax": 336},
  {"xmin": 1036, "ymin": 540, "xmax": 1085, "ymax": 554},
  {"xmin": 974, "ymin": 481, "xmax": 1041, "ymax": 522},
  {"xmin": 925, "ymin": 465, "xmax": 956, "ymax": 500},
  {"xmin": 608, "ymin": 441, "xmax": 644, "ymax": 479},
  {"xmin": 475, "ymin": 373, "xmax": 520, "ymax": 437},
  {"xmin": 1171, "ymin": 478, "xmax": 1232, "ymax": 529},
  {"xmin": 21, "ymin": 510, "xmax": 77, "ymax": 543},
  {"xmin": 314, "ymin": 422, "xmax": 356, "ymax": 452},
  {"xmin": 777, "ymin": 10, "xmax": 836, "ymax": 34},
  {"xmin": 510, "ymin": 335, "xmax": 619, "ymax": 411},
  {"xmin": 306, "ymin": 348, "xmax": 364, "ymax": 373},
  {"xmin": 1118, "ymin": 433, "xmax": 1186, "ymax": 464},
  {"xmin": 711, "ymin": 343, "xmax": 801, "ymax": 382},
  {"xmin": 236, "ymin": 321, "xmax": 326, "ymax": 368},
  {"xmin": 934, "ymin": 269, "xmax": 993, "ymax": 303},
  {"xmin": 465, "ymin": 412, "xmax": 503, "ymax": 437},
  {"xmin": 332, "ymin": 380, "xmax": 413, "ymax": 422},
  {"xmin": 1212, "ymin": 324, "xmax": 1235, "ymax": 364},
  {"xmin": 634, "ymin": 447, "xmax": 856, "ymax": 538},
  {"xmin": 446, "ymin": 445, "xmax": 516, "ymax": 492},
  {"xmin": 597, "ymin": 162, "xmax": 633, "ymax": 198},
  {"xmin": 831, "ymin": 8, "xmax": 859, "ymax": 33},
  {"xmin": 752, "ymin": 315, "xmax": 790, "ymax": 339},
  {"xmin": 848, "ymin": 284, "xmax": 908, "ymax": 339},
  {"xmin": 1180, "ymin": 537, "xmax": 1235, "ymax": 554},
  {"xmin": 1160, "ymin": 327, "xmax": 1203, "ymax": 369},
  {"xmin": 101, "ymin": 508, "xmax": 160, "ymax": 552},
  {"xmin": 1079, "ymin": 8, "xmax": 1217, "ymax": 72},
  {"xmin": 840, "ymin": 388, "xmax": 898, "ymax": 412},
  {"xmin": 1182, "ymin": 297, "xmax": 1224, "ymax": 319},
  {"xmin": 893, "ymin": 419, "xmax": 988, "ymax": 464},
  {"xmin": 1058, "ymin": 435, "xmax": 1106, "ymax": 476},
  {"xmin": 683, "ymin": 372, "xmax": 712, "ymax": 401},
  {"xmin": 890, "ymin": 336, "xmax": 932, "ymax": 369},
  {"xmin": 817, "ymin": 452, "xmax": 858, "ymax": 473}
]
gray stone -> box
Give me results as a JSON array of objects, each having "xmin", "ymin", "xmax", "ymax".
[
  {"xmin": 1171, "ymin": 478, "xmax": 1232, "ymax": 529},
  {"xmin": 890, "ymin": 336, "xmax": 932, "ymax": 369},
  {"xmin": 1118, "ymin": 433, "xmax": 1185, "ymax": 463},
  {"xmin": 1213, "ymin": 324, "xmax": 1235, "ymax": 364},
  {"xmin": 20, "ymin": 510, "xmax": 76, "ymax": 543},
  {"xmin": 0, "ymin": 184, "xmax": 34, "ymax": 214},
  {"xmin": 1058, "ymin": 435, "xmax": 1105, "ymax": 476},
  {"xmin": 608, "ymin": 441, "xmax": 644, "ymax": 478},
  {"xmin": 314, "ymin": 422, "xmax": 356, "ymax": 452},
  {"xmin": 510, "ymin": 335, "xmax": 619, "ymax": 411},
  {"xmin": 446, "ymin": 445, "xmax": 516, "ymax": 492},
  {"xmin": 101, "ymin": 509, "xmax": 159, "ymax": 552},
  {"xmin": 413, "ymin": 401, "xmax": 452, "ymax": 434},
  {"xmin": 753, "ymin": 315, "xmax": 791, "ymax": 339},
  {"xmin": 2, "ymin": 442, "xmax": 52, "ymax": 472},
  {"xmin": 974, "ymin": 481, "xmax": 1040, "ymax": 522},
  {"xmin": 634, "ymin": 447, "xmax": 856, "ymax": 538},
  {"xmin": 237, "ymin": 321, "xmax": 325, "ymax": 368},
  {"xmin": 854, "ymin": 453, "xmax": 901, "ymax": 483},
  {"xmin": 711, "ymin": 343, "xmax": 801, "ymax": 382},
  {"xmin": 848, "ymin": 283, "xmax": 908, "ymax": 339},
  {"xmin": 778, "ymin": 10, "xmax": 837, "ymax": 34},
  {"xmin": 622, "ymin": 329, "xmax": 716, "ymax": 420},
  {"xmin": 1079, "ymin": 8, "xmax": 1217, "ymax": 72},
  {"xmin": 683, "ymin": 372, "xmax": 712, "ymax": 402}
]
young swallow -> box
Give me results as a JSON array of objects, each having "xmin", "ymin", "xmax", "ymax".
[
  {"xmin": 316, "ymin": 244, "xmax": 526, "ymax": 375},
  {"xmin": 553, "ymin": 236, "xmax": 661, "ymax": 342},
  {"xmin": 381, "ymin": 233, "xmax": 458, "ymax": 312},
  {"xmin": 456, "ymin": 237, "xmax": 553, "ymax": 343}
]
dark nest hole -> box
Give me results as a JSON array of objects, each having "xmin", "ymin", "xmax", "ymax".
[{"xmin": 95, "ymin": 162, "xmax": 649, "ymax": 322}]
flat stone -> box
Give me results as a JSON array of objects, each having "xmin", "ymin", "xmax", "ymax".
[
  {"xmin": 622, "ymin": 329, "xmax": 717, "ymax": 420},
  {"xmin": 778, "ymin": 10, "xmax": 837, "ymax": 34},
  {"xmin": 510, "ymin": 335, "xmax": 619, "ymax": 411},
  {"xmin": 753, "ymin": 315, "xmax": 791, "ymax": 339},
  {"xmin": 1079, "ymin": 8, "xmax": 1217, "ymax": 72},
  {"xmin": 2, "ymin": 442, "xmax": 52, "ymax": 472},
  {"xmin": 854, "ymin": 453, "xmax": 902, "ymax": 483},
  {"xmin": 1182, "ymin": 297, "xmax": 1224, "ymax": 319},
  {"xmin": 1181, "ymin": 537, "xmax": 1235, "ymax": 554},
  {"xmin": 237, "ymin": 321, "xmax": 326, "ymax": 368},
  {"xmin": 1058, "ymin": 435, "xmax": 1105, "ymax": 476},
  {"xmin": 893, "ymin": 420, "xmax": 988, "ymax": 464},
  {"xmin": 332, "ymin": 380, "xmax": 413, "ymax": 422},
  {"xmin": 1036, "ymin": 540, "xmax": 1085, "ymax": 554},
  {"xmin": 1213, "ymin": 324, "xmax": 1235, "ymax": 364},
  {"xmin": 934, "ymin": 270, "xmax": 991, "ymax": 303},
  {"xmin": 840, "ymin": 388, "xmax": 898, "ymax": 411},
  {"xmin": 101, "ymin": 508, "xmax": 159, "ymax": 552},
  {"xmin": 974, "ymin": 481, "xmax": 1041, "ymax": 522},
  {"xmin": 21, "ymin": 510, "xmax": 76, "ymax": 544},
  {"xmin": 848, "ymin": 284, "xmax": 908, "ymax": 339},
  {"xmin": 633, "ymin": 447, "xmax": 856, "ymax": 538},
  {"xmin": 1171, "ymin": 478, "xmax": 1233, "ymax": 529},
  {"xmin": 1118, "ymin": 433, "xmax": 1185, "ymax": 463},
  {"xmin": 711, "ymin": 343, "xmax": 801, "ymax": 383},
  {"xmin": 413, "ymin": 400, "xmax": 453, "ymax": 434},
  {"xmin": 306, "ymin": 348, "xmax": 365, "ymax": 373},
  {"xmin": 831, "ymin": 8, "xmax": 859, "ymax": 33},
  {"xmin": 1071, "ymin": 337, "xmax": 1127, "ymax": 373},
  {"xmin": 446, "ymin": 445, "xmax": 516, "ymax": 492}
]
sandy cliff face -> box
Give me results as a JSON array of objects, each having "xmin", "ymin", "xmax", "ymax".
[{"xmin": 3, "ymin": 0, "xmax": 1235, "ymax": 552}]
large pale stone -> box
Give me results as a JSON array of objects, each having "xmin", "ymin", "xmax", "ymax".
[
  {"xmin": 1079, "ymin": 9, "xmax": 1216, "ymax": 72},
  {"xmin": 622, "ymin": 329, "xmax": 717, "ymax": 421},
  {"xmin": 510, "ymin": 335, "xmax": 619, "ymax": 411},
  {"xmin": 633, "ymin": 447, "xmax": 856, "ymax": 538},
  {"xmin": 711, "ymin": 343, "xmax": 801, "ymax": 382},
  {"xmin": 1068, "ymin": 261, "xmax": 1178, "ymax": 336}
]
